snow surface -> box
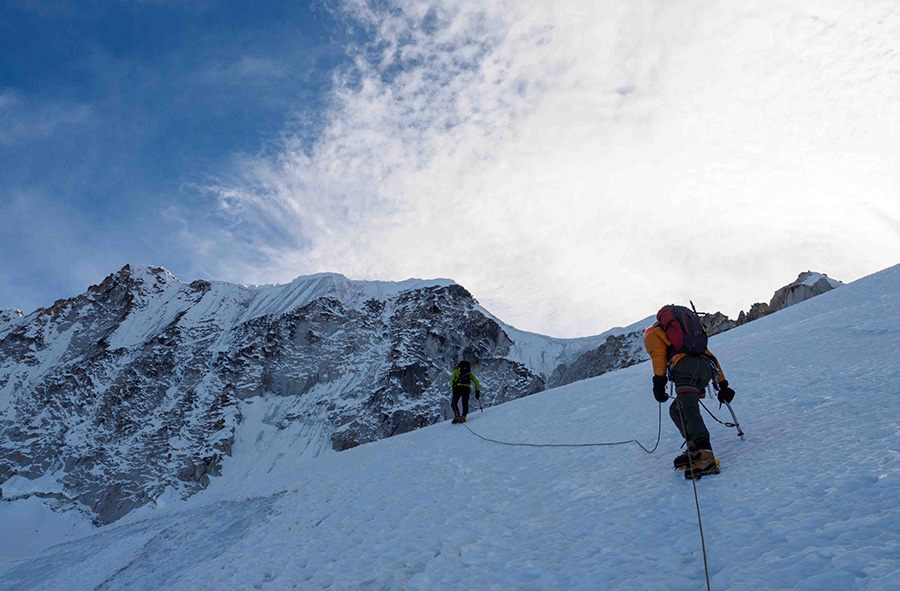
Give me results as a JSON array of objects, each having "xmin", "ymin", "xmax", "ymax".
[
  {"xmin": 0, "ymin": 498, "xmax": 93, "ymax": 564},
  {"xmin": 1, "ymin": 263, "xmax": 898, "ymax": 590}
]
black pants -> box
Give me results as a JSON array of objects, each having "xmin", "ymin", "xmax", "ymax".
[
  {"xmin": 451, "ymin": 386, "xmax": 470, "ymax": 417},
  {"xmin": 667, "ymin": 356, "xmax": 713, "ymax": 449}
]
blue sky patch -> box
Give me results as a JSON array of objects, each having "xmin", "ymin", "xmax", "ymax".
[{"xmin": 0, "ymin": 0, "xmax": 352, "ymax": 311}]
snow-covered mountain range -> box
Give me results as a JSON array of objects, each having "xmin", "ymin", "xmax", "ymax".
[
  {"xmin": 0, "ymin": 263, "xmax": 894, "ymax": 590},
  {"xmin": 0, "ymin": 265, "xmax": 840, "ymax": 528}
]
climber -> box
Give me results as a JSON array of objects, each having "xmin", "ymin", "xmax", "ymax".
[
  {"xmin": 450, "ymin": 360, "xmax": 481, "ymax": 424},
  {"xmin": 644, "ymin": 305, "xmax": 737, "ymax": 479}
]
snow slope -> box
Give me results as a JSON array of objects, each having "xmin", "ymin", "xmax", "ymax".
[
  {"xmin": 479, "ymin": 303, "xmax": 653, "ymax": 378},
  {"xmin": 1, "ymin": 264, "xmax": 897, "ymax": 590}
]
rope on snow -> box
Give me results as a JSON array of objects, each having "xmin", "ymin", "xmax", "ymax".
[{"xmin": 459, "ymin": 401, "xmax": 662, "ymax": 454}]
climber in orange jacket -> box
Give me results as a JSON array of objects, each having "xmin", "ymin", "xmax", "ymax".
[{"xmin": 644, "ymin": 305, "xmax": 737, "ymax": 478}]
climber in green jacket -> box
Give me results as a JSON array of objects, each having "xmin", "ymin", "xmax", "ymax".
[{"xmin": 450, "ymin": 360, "xmax": 480, "ymax": 424}]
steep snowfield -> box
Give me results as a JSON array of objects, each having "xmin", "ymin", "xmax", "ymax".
[
  {"xmin": 484, "ymin": 306, "xmax": 653, "ymax": 378},
  {"xmin": 1, "ymin": 264, "xmax": 897, "ymax": 590}
]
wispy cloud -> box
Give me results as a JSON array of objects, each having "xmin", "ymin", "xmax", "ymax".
[
  {"xmin": 202, "ymin": 0, "xmax": 900, "ymax": 336},
  {"xmin": 201, "ymin": 56, "xmax": 290, "ymax": 84},
  {"xmin": 0, "ymin": 90, "xmax": 92, "ymax": 145}
]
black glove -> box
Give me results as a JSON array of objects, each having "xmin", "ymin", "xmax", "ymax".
[
  {"xmin": 475, "ymin": 391, "xmax": 481, "ymax": 400},
  {"xmin": 717, "ymin": 380, "xmax": 735, "ymax": 404},
  {"xmin": 652, "ymin": 375, "xmax": 668, "ymax": 403}
]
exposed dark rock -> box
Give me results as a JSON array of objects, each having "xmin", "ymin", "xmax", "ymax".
[
  {"xmin": 737, "ymin": 302, "xmax": 774, "ymax": 324},
  {"xmin": 549, "ymin": 333, "xmax": 645, "ymax": 388},
  {"xmin": 701, "ymin": 312, "xmax": 737, "ymax": 336}
]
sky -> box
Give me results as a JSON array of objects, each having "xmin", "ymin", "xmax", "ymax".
[{"xmin": 2, "ymin": 0, "xmax": 899, "ymax": 337}]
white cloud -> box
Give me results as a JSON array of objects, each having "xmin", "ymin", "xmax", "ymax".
[{"xmin": 204, "ymin": 0, "xmax": 900, "ymax": 336}]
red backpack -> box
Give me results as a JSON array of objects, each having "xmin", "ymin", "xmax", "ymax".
[{"xmin": 657, "ymin": 305, "xmax": 708, "ymax": 355}]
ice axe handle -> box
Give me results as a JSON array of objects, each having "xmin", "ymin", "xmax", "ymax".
[{"xmin": 724, "ymin": 401, "xmax": 745, "ymax": 440}]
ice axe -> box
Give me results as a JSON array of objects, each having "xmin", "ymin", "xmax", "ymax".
[
  {"xmin": 723, "ymin": 401, "xmax": 745, "ymax": 440},
  {"xmin": 477, "ymin": 394, "xmax": 483, "ymax": 413}
]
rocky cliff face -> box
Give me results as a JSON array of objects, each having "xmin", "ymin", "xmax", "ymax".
[
  {"xmin": 0, "ymin": 266, "xmax": 586, "ymax": 524},
  {"xmin": 548, "ymin": 332, "xmax": 646, "ymax": 388},
  {"xmin": 0, "ymin": 266, "xmax": 842, "ymax": 525}
]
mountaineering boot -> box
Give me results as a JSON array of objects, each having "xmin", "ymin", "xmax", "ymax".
[
  {"xmin": 458, "ymin": 415, "xmax": 467, "ymax": 423},
  {"xmin": 675, "ymin": 437, "xmax": 713, "ymax": 470},
  {"xmin": 674, "ymin": 450, "xmax": 702, "ymax": 470},
  {"xmin": 684, "ymin": 450, "xmax": 720, "ymax": 480},
  {"xmin": 673, "ymin": 440, "xmax": 695, "ymax": 470}
]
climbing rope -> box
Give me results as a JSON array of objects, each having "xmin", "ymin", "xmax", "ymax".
[
  {"xmin": 463, "ymin": 386, "xmax": 724, "ymax": 590},
  {"xmin": 459, "ymin": 401, "xmax": 662, "ymax": 454},
  {"xmin": 673, "ymin": 388, "xmax": 712, "ymax": 591}
]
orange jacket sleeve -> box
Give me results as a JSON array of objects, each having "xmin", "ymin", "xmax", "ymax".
[{"xmin": 643, "ymin": 324, "xmax": 670, "ymax": 377}]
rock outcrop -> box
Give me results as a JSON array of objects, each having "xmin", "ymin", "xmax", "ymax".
[
  {"xmin": 769, "ymin": 272, "xmax": 843, "ymax": 311},
  {"xmin": 548, "ymin": 332, "xmax": 646, "ymax": 388},
  {"xmin": 729, "ymin": 271, "xmax": 842, "ymax": 328}
]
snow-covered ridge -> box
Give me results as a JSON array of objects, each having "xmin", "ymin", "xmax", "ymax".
[
  {"xmin": 105, "ymin": 265, "xmax": 457, "ymax": 350},
  {"xmin": 243, "ymin": 272, "xmax": 457, "ymax": 322},
  {"xmin": 109, "ymin": 265, "xmax": 597, "ymax": 379}
]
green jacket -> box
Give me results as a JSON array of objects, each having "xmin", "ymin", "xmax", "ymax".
[{"xmin": 450, "ymin": 368, "xmax": 480, "ymax": 392}]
